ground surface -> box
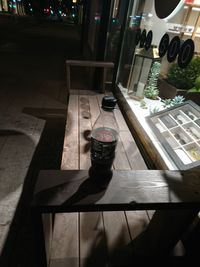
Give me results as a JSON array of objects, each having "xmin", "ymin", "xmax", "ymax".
[{"xmin": 0, "ymin": 15, "xmax": 84, "ymax": 267}]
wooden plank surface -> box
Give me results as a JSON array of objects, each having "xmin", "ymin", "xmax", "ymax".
[
  {"xmin": 66, "ymin": 60, "xmax": 114, "ymax": 68},
  {"xmin": 61, "ymin": 93, "xmax": 79, "ymax": 170},
  {"xmin": 78, "ymin": 91, "xmax": 106, "ymax": 267},
  {"xmin": 79, "ymin": 93, "xmax": 92, "ymax": 169},
  {"xmin": 79, "ymin": 212, "xmax": 107, "ymax": 267},
  {"xmin": 52, "ymin": 91, "xmax": 80, "ymax": 267},
  {"xmin": 51, "ymin": 90, "xmax": 151, "ymax": 267},
  {"xmin": 50, "ymin": 213, "xmax": 79, "ymax": 267},
  {"xmin": 35, "ymin": 169, "xmax": 199, "ymax": 260}
]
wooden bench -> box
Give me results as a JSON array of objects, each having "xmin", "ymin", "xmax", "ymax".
[
  {"xmin": 49, "ymin": 89, "xmax": 150, "ymax": 267},
  {"xmin": 32, "ymin": 169, "xmax": 200, "ymax": 266}
]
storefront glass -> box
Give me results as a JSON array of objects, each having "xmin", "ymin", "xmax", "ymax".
[{"xmin": 116, "ymin": 0, "xmax": 200, "ymax": 103}]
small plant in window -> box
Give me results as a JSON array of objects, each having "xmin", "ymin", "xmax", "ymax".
[
  {"xmin": 171, "ymin": 95, "xmax": 185, "ymax": 106},
  {"xmin": 149, "ymin": 106, "xmax": 160, "ymax": 114},
  {"xmin": 167, "ymin": 57, "xmax": 200, "ymax": 89},
  {"xmin": 144, "ymin": 61, "xmax": 161, "ymax": 100},
  {"xmin": 161, "ymin": 95, "xmax": 185, "ymax": 108},
  {"xmin": 140, "ymin": 99, "xmax": 147, "ymax": 109},
  {"xmin": 161, "ymin": 98, "xmax": 172, "ymax": 108}
]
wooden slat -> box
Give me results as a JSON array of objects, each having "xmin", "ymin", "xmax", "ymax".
[
  {"xmin": 54, "ymin": 91, "xmax": 80, "ymax": 267},
  {"xmin": 113, "ymin": 136, "xmax": 131, "ymax": 170},
  {"xmin": 125, "ymin": 211, "xmax": 150, "ymax": 240},
  {"xmin": 61, "ymin": 94, "xmax": 79, "ymax": 170},
  {"xmin": 66, "ymin": 60, "xmax": 114, "ymax": 68},
  {"xmin": 114, "ymin": 107, "xmax": 129, "ymax": 132},
  {"xmin": 79, "ymin": 91, "xmax": 107, "ymax": 267},
  {"xmin": 50, "ymin": 213, "xmax": 79, "ymax": 267},
  {"xmin": 79, "ymin": 93, "xmax": 92, "ymax": 169},
  {"xmin": 33, "ymin": 170, "xmax": 200, "ymax": 210},
  {"xmin": 112, "ymin": 98, "xmax": 150, "ymax": 245},
  {"xmin": 88, "ymin": 94, "xmax": 100, "ymax": 127},
  {"xmin": 0, "ymin": 136, "xmax": 7, "ymax": 152},
  {"xmin": 103, "ymin": 211, "xmax": 132, "ymax": 266},
  {"xmin": 119, "ymin": 131, "xmax": 147, "ymax": 170},
  {"xmin": 79, "ymin": 212, "xmax": 107, "ymax": 267}
]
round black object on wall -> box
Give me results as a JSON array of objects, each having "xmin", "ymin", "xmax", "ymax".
[
  {"xmin": 159, "ymin": 33, "xmax": 169, "ymax": 57},
  {"xmin": 140, "ymin": 29, "xmax": 146, "ymax": 48},
  {"xmin": 145, "ymin": 30, "xmax": 153, "ymax": 50},
  {"xmin": 135, "ymin": 28, "xmax": 141, "ymax": 45},
  {"xmin": 155, "ymin": 0, "xmax": 183, "ymax": 19},
  {"xmin": 167, "ymin": 36, "xmax": 180, "ymax": 62},
  {"xmin": 178, "ymin": 39, "xmax": 194, "ymax": 68}
]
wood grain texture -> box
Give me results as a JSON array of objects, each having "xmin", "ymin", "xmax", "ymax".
[
  {"xmin": 66, "ymin": 60, "xmax": 114, "ymax": 68},
  {"xmin": 79, "ymin": 92, "xmax": 106, "ymax": 267},
  {"xmin": 50, "ymin": 213, "xmax": 79, "ymax": 267},
  {"xmin": 119, "ymin": 131, "xmax": 147, "ymax": 170},
  {"xmin": 61, "ymin": 94, "xmax": 79, "ymax": 170},
  {"xmin": 79, "ymin": 93, "xmax": 92, "ymax": 169},
  {"xmin": 51, "ymin": 90, "xmax": 152, "ymax": 267},
  {"xmin": 33, "ymin": 169, "xmax": 200, "ymax": 211},
  {"xmin": 103, "ymin": 211, "xmax": 132, "ymax": 266},
  {"xmin": 79, "ymin": 212, "xmax": 107, "ymax": 267},
  {"xmin": 125, "ymin": 211, "xmax": 150, "ymax": 240}
]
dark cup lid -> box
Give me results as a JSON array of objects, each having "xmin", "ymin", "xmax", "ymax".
[{"xmin": 102, "ymin": 96, "xmax": 117, "ymax": 109}]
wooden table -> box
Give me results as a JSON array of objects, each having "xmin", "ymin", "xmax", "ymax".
[
  {"xmin": 31, "ymin": 169, "xmax": 200, "ymax": 266},
  {"xmin": 35, "ymin": 89, "xmax": 199, "ymax": 267}
]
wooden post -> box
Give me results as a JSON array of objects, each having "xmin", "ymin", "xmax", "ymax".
[
  {"xmin": 65, "ymin": 60, "xmax": 114, "ymax": 93},
  {"xmin": 31, "ymin": 209, "xmax": 48, "ymax": 267}
]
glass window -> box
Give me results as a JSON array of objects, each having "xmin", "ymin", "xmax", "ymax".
[{"xmin": 116, "ymin": 0, "xmax": 200, "ymax": 104}]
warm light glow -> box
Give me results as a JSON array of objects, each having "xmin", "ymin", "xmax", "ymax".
[{"xmin": 72, "ymin": 0, "xmax": 77, "ymax": 3}]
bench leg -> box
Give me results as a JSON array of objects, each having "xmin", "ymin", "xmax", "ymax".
[
  {"xmin": 131, "ymin": 209, "xmax": 198, "ymax": 256},
  {"xmin": 31, "ymin": 210, "xmax": 48, "ymax": 267}
]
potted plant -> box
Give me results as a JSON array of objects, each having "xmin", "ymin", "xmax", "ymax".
[
  {"xmin": 144, "ymin": 61, "xmax": 161, "ymax": 101},
  {"xmin": 158, "ymin": 56, "xmax": 200, "ymax": 100},
  {"xmin": 185, "ymin": 76, "xmax": 200, "ymax": 105}
]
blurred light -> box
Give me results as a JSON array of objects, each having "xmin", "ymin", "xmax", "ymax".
[
  {"xmin": 30, "ymin": 8, "xmax": 33, "ymax": 11},
  {"xmin": 51, "ymin": 10, "xmax": 53, "ymax": 14},
  {"xmin": 72, "ymin": 13, "xmax": 75, "ymax": 17},
  {"xmin": 59, "ymin": 10, "xmax": 62, "ymax": 14},
  {"xmin": 192, "ymin": 7, "xmax": 200, "ymax": 11},
  {"xmin": 72, "ymin": 0, "xmax": 77, "ymax": 3}
]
